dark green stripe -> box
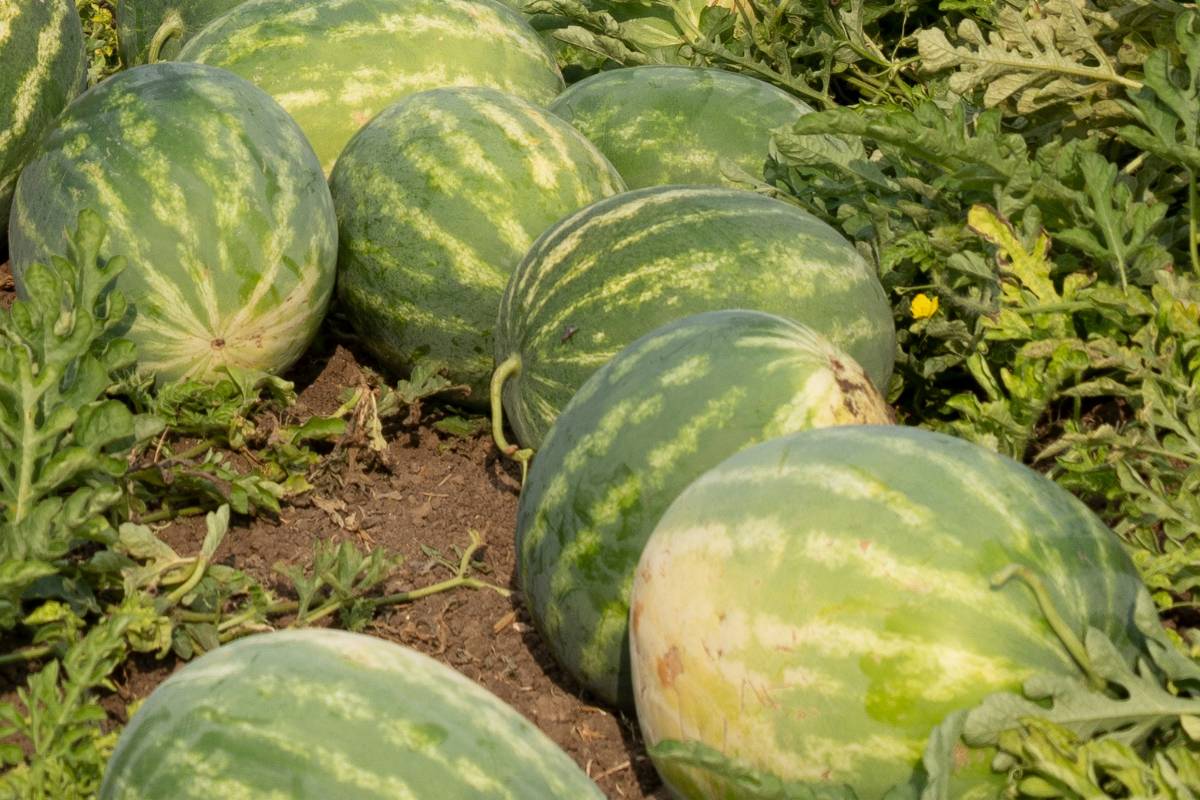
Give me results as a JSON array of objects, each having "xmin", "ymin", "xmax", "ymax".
[
  {"xmin": 517, "ymin": 310, "xmax": 888, "ymax": 708},
  {"xmin": 496, "ymin": 186, "xmax": 895, "ymax": 448},
  {"xmin": 101, "ymin": 629, "xmax": 604, "ymax": 799}
]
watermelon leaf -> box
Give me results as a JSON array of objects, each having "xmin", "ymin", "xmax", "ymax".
[
  {"xmin": 920, "ymin": 596, "xmax": 1200, "ymax": 797},
  {"xmin": 961, "ymin": 635, "xmax": 1200, "ymax": 751},
  {"xmin": 433, "ymin": 415, "xmax": 489, "ymax": 439},
  {"xmin": 0, "ymin": 210, "xmax": 162, "ymax": 624},
  {"xmin": 153, "ymin": 366, "xmax": 296, "ymax": 450},
  {"xmin": 0, "ymin": 593, "xmax": 158, "ymax": 798},
  {"xmin": 913, "ymin": 709, "xmax": 968, "ymax": 800},
  {"xmin": 393, "ymin": 358, "xmax": 469, "ymax": 408},
  {"xmin": 1115, "ymin": 10, "xmax": 1200, "ymax": 276},
  {"xmin": 914, "ymin": 2, "xmax": 1139, "ymax": 115},
  {"xmin": 1135, "ymin": 592, "xmax": 1200, "ymax": 690},
  {"xmin": 77, "ymin": 0, "xmax": 121, "ymax": 85}
]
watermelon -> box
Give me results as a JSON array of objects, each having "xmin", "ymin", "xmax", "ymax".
[
  {"xmin": 628, "ymin": 426, "xmax": 1151, "ymax": 798},
  {"xmin": 549, "ymin": 66, "xmax": 814, "ymax": 189},
  {"xmin": 331, "ymin": 86, "xmax": 625, "ymax": 405},
  {"xmin": 9, "ymin": 62, "xmax": 336, "ymax": 384},
  {"xmin": 0, "ymin": 0, "xmax": 86, "ymax": 246},
  {"xmin": 493, "ymin": 186, "xmax": 895, "ymax": 451},
  {"xmin": 116, "ymin": 0, "xmax": 244, "ymax": 66},
  {"xmin": 99, "ymin": 628, "xmax": 605, "ymax": 799},
  {"xmin": 517, "ymin": 310, "xmax": 892, "ymax": 710},
  {"xmin": 179, "ymin": 0, "xmax": 565, "ymax": 174}
]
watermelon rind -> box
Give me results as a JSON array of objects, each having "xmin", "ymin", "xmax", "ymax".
[
  {"xmin": 549, "ymin": 65, "xmax": 815, "ymax": 189},
  {"xmin": 179, "ymin": 0, "xmax": 566, "ymax": 174},
  {"xmin": 518, "ymin": 310, "xmax": 893, "ymax": 709},
  {"xmin": 629, "ymin": 425, "xmax": 1151, "ymax": 798},
  {"xmin": 9, "ymin": 62, "xmax": 337, "ymax": 384},
  {"xmin": 494, "ymin": 185, "xmax": 896, "ymax": 450},
  {"xmin": 99, "ymin": 628, "xmax": 606, "ymax": 799},
  {"xmin": 331, "ymin": 86, "xmax": 625, "ymax": 404},
  {"xmin": 0, "ymin": 0, "xmax": 86, "ymax": 245}
]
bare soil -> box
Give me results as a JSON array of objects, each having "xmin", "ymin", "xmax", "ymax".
[
  {"xmin": 154, "ymin": 342, "xmax": 664, "ymax": 798},
  {"xmin": 0, "ymin": 261, "xmax": 664, "ymax": 796},
  {"xmin": 1, "ymin": 261, "xmax": 12, "ymax": 310}
]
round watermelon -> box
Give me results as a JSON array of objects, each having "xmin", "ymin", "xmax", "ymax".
[
  {"xmin": 494, "ymin": 185, "xmax": 896, "ymax": 450},
  {"xmin": 179, "ymin": 0, "xmax": 565, "ymax": 174},
  {"xmin": 518, "ymin": 310, "xmax": 892, "ymax": 710},
  {"xmin": 331, "ymin": 86, "xmax": 625, "ymax": 405},
  {"xmin": 1, "ymin": 0, "xmax": 86, "ymax": 246},
  {"xmin": 99, "ymin": 628, "xmax": 605, "ymax": 799},
  {"xmin": 9, "ymin": 62, "xmax": 336, "ymax": 384},
  {"xmin": 628, "ymin": 426, "xmax": 1151, "ymax": 799},
  {"xmin": 116, "ymin": 0, "xmax": 244, "ymax": 66},
  {"xmin": 549, "ymin": 66, "xmax": 814, "ymax": 189}
]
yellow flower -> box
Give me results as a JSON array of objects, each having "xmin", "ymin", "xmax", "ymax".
[{"xmin": 910, "ymin": 293, "xmax": 939, "ymax": 319}]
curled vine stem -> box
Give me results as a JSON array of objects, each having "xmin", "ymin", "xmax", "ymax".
[
  {"xmin": 148, "ymin": 10, "xmax": 185, "ymax": 64},
  {"xmin": 991, "ymin": 563, "xmax": 1106, "ymax": 691},
  {"xmin": 489, "ymin": 355, "xmax": 534, "ymax": 485}
]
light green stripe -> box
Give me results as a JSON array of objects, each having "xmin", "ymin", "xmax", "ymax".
[{"xmin": 1, "ymin": 1, "xmax": 68, "ymax": 151}]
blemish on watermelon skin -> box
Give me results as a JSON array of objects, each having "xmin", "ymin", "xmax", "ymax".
[
  {"xmin": 953, "ymin": 742, "xmax": 971, "ymax": 771},
  {"xmin": 656, "ymin": 645, "xmax": 683, "ymax": 689},
  {"xmin": 628, "ymin": 425, "xmax": 1151, "ymax": 798}
]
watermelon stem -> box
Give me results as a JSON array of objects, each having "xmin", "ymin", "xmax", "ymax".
[
  {"xmin": 165, "ymin": 505, "xmax": 231, "ymax": 606},
  {"xmin": 991, "ymin": 564, "xmax": 1106, "ymax": 691},
  {"xmin": 177, "ymin": 529, "xmax": 509, "ymax": 638},
  {"xmin": 148, "ymin": 11, "xmax": 185, "ymax": 64},
  {"xmin": 363, "ymin": 529, "xmax": 510, "ymax": 608},
  {"xmin": 0, "ymin": 643, "xmax": 53, "ymax": 666},
  {"xmin": 490, "ymin": 354, "xmax": 534, "ymax": 484}
]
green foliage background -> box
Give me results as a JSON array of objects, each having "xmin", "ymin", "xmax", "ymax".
[
  {"xmin": 75, "ymin": 0, "xmax": 120, "ymax": 85},
  {"xmin": 526, "ymin": 1, "xmax": 1200, "ymax": 794}
]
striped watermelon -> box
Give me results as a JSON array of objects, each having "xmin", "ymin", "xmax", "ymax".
[
  {"xmin": 9, "ymin": 62, "xmax": 336, "ymax": 383},
  {"xmin": 0, "ymin": 0, "xmax": 86, "ymax": 245},
  {"xmin": 549, "ymin": 66, "xmax": 814, "ymax": 189},
  {"xmin": 518, "ymin": 311, "xmax": 892, "ymax": 710},
  {"xmin": 331, "ymin": 86, "xmax": 625, "ymax": 405},
  {"xmin": 494, "ymin": 186, "xmax": 895, "ymax": 451},
  {"xmin": 116, "ymin": 0, "xmax": 244, "ymax": 66},
  {"xmin": 100, "ymin": 628, "xmax": 605, "ymax": 799},
  {"xmin": 628, "ymin": 426, "xmax": 1150, "ymax": 798},
  {"xmin": 178, "ymin": 0, "xmax": 565, "ymax": 174}
]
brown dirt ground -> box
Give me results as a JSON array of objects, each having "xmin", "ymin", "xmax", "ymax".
[
  {"xmin": 1, "ymin": 261, "xmax": 13, "ymax": 310},
  {"xmin": 0, "ymin": 260, "xmax": 665, "ymax": 797}
]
